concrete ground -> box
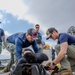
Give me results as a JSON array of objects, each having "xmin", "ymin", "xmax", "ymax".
[{"xmin": 0, "ymin": 70, "xmax": 9, "ymax": 75}]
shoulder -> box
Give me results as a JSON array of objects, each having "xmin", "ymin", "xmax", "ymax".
[
  {"xmin": 60, "ymin": 33, "xmax": 69, "ymax": 38},
  {"xmin": 16, "ymin": 33, "xmax": 26, "ymax": 43},
  {"xmin": 17, "ymin": 32, "xmax": 24, "ymax": 35},
  {"xmin": 0, "ymin": 28, "xmax": 4, "ymax": 32},
  {"xmin": 38, "ymin": 32, "xmax": 42, "ymax": 36},
  {"xmin": 59, "ymin": 33, "xmax": 69, "ymax": 41},
  {"xmin": 18, "ymin": 33, "xmax": 26, "ymax": 40},
  {"xmin": 0, "ymin": 28, "xmax": 3, "ymax": 30},
  {"xmin": 58, "ymin": 33, "xmax": 69, "ymax": 43}
]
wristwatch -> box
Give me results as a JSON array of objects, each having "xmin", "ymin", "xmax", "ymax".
[{"xmin": 52, "ymin": 62, "xmax": 56, "ymax": 66}]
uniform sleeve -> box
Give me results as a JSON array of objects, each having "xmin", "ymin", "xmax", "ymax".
[
  {"xmin": 59, "ymin": 34, "xmax": 68, "ymax": 44},
  {"xmin": 15, "ymin": 38, "xmax": 23, "ymax": 60},
  {"xmin": 32, "ymin": 41, "xmax": 39, "ymax": 53}
]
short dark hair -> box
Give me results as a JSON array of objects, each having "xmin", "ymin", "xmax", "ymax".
[
  {"xmin": 27, "ymin": 28, "xmax": 37, "ymax": 36},
  {"xmin": 47, "ymin": 28, "xmax": 58, "ymax": 33},
  {"xmin": 46, "ymin": 27, "xmax": 58, "ymax": 40},
  {"xmin": 35, "ymin": 24, "xmax": 40, "ymax": 27}
]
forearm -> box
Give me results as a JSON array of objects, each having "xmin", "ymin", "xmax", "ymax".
[
  {"xmin": 16, "ymin": 45, "xmax": 22, "ymax": 60},
  {"xmin": 53, "ymin": 42, "xmax": 68, "ymax": 64},
  {"xmin": 53, "ymin": 51, "xmax": 66, "ymax": 64},
  {"xmin": 33, "ymin": 46, "xmax": 39, "ymax": 53}
]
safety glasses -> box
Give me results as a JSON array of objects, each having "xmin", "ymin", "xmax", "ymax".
[
  {"xmin": 36, "ymin": 27, "xmax": 39, "ymax": 29},
  {"xmin": 32, "ymin": 33, "xmax": 37, "ymax": 37}
]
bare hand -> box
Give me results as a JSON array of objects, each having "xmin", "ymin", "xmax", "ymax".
[
  {"xmin": 46, "ymin": 62, "xmax": 51, "ymax": 66},
  {"xmin": 50, "ymin": 62, "xmax": 55, "ymax": 69},
  {"xmin": 46, "ymin": 62, "xmax": 56, "ymax": 70}
]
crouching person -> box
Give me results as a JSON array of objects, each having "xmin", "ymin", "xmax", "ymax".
[
  {"xmin": 46, "ymin": 27, "xmax": 73, "ymax": 75},
  {"xmin": 3, "ymin": 28, "xmax": 39, "ymax": 72}
]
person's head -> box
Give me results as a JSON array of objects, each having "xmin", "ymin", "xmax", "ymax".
[
  {"xmin": 46, "ymin": 27, "xmax": 59, "ymax": 40},
  {"xmin": 35, "ymin": 24, "xmax": 40, "ymax": 32},
  {"xmin": 26, "ymin": 28, "xmax": 38, "ymax": 43},
  {"xmin": 67, "ymin": 26, "xmax": 75, "ymax": 35},
  {"xmin": 23, "ymin": 48, "xmax": 37, "ymax": 63}
]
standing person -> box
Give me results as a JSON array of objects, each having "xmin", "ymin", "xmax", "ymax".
[
  {"xmin": 0, "ymin": 22, "xmax": 6, "ymax": 53},
  {"xmin": 0, "ymin": 29, "xmax": 6, "ymax": 53},
  {"xmin": 0, "ymin": 27, "xmax": 6, "ymax": 65},
  {"xmin": 46, "ymin": 27, "xmax": 75, "ymax": 75},
  {"xmin": 3, "ymin": 28, "xmax": 39, "ymax": 72},
  {"xmin": 35, "ymin": 24, "xmax": 43, "ymax": 53}
]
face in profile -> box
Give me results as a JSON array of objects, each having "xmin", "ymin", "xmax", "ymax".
[
  {"xmin": 50, "ymin": 30, "xmax": 58, "ymax": 40},
  {"xmin": 27, "ymin": 35, "xmax": 34, "ymax": 42},
  {"xmin": 26, "ymin": 34, "xmax": 37, "ymax": 43}
]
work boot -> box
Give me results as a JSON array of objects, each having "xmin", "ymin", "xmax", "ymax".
[
  {"xmin": 54, "ymin": 69, "xmax": 72, "ymax": 75},
  {"xmin": 3, "ymin": 67, "xmax": 10, "ymax": 72}
]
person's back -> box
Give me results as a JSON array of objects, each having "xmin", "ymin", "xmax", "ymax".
[
  {"xmin": 7, "ymin": 32, "xmax": 24, "ymax": 44},
  {"xmin": 58, "ymin": 33, "xmax": 75, "ymax": 45}
]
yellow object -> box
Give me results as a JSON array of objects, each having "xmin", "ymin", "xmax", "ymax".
[
  {"xmin": 44, "ymin": 44, "xmax": 50, "ymax": 50},
  {"xmin": 56, "ymin": 63, "xmax": 61, "ymax": 68}
]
